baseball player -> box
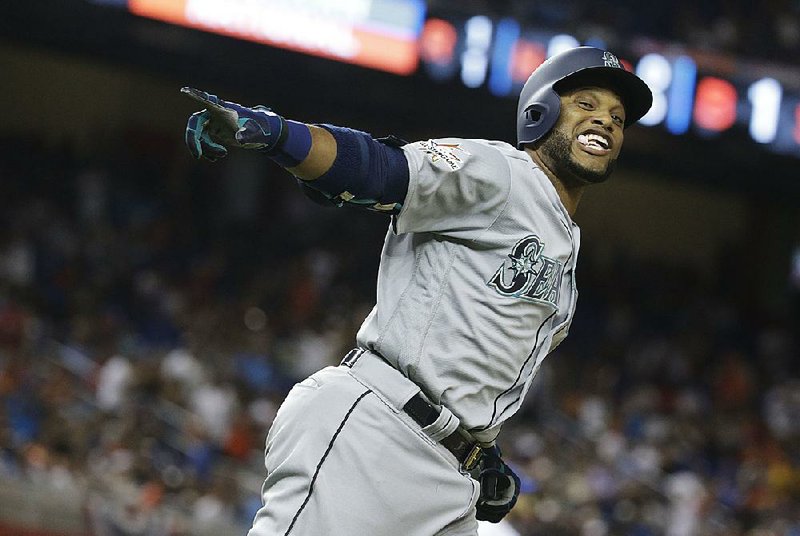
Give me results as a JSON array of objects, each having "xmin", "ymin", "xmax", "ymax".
[{"xmin": 183, "ymin": 46, "xmax": 652, "ymax": 535}]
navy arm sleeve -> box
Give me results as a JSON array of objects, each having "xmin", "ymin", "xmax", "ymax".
[{"xmin": 296, "ymin": 125, "xmax": 410, "ymax": 214}]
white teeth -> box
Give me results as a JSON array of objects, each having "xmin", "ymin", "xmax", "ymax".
[{"xmin": 577, "ymin": 133, "xmax": 609, "ymax": 150}]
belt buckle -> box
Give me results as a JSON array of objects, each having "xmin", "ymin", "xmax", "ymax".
[{"xmin": 461, "ymin": 444, "xmax": 483, "ymax": 471}]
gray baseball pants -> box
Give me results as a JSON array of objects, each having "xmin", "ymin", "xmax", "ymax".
[{"xmin": 247, "ymin": 350, "xmax": 480, "ymax": 536}]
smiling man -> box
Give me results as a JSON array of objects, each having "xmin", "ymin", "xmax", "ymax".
[
  {"xmin": 183, "ymin": 46, "xmax": 652, "ymax": 536},
  {"xmin": 518, "ymin": 48, "xmax": 651, "ymax": 216}
]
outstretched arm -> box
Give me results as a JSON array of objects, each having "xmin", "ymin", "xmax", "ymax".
[
  {"xmin": 289, "ymin": 125, "xmax": 337, "ymax": 180},
  {"xmin": 182, "ymin": 88, "xmax": 409, "ymax": 213}
]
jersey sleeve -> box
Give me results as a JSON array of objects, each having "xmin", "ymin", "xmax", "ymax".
[{"xmin": 395, "ymin": 138, "xmax": 512, "ymax": 237}]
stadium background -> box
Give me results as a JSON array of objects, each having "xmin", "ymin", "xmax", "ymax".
[{"xmin": 1, "ymin": 1, "xmax": 799, "ymax": 534}]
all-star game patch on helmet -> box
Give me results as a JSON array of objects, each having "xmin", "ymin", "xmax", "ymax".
[{"xmin": 516, "ymin": 46, "xmax": 653, "ymax": 148}]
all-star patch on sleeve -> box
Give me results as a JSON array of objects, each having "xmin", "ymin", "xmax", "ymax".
[
  {"xmin": 396, "ymin": 138, "xmax": 512, "ymax": 237},
  {"xmin": 417, "ymin": 140, "xmax": 471, "ymax": 171}
]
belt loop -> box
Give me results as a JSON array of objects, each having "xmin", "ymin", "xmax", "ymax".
[
  {"xmin": 423, "ymin": 404, "xmax": 460, "ymax": 443},
  {"xmin": 343, "ymin": 349, "xmax": 419, "ymax": 412},
  {"xmin": 341, "ymin": 348, "xmax": 364, "ymax": 368},
  {"xmin": 342, "ymin": 349, "xmax": 482, "ymax": 472}
]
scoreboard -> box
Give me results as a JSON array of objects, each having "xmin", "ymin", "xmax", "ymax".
[
  {"xmin": 109, "ymin": 0, "xmax": 800, "ymax": 159},
  {"xmin": 419, "ymin": 16, "xmax": 800, "ymax": 159}
]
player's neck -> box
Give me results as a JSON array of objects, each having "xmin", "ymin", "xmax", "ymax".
[
  {"xmin": 525, "ymin": 148, "xmax": 585, "ymax": 216},
  {"xmin": 550, "ymin": 177, "xmax": 585, "ymax": 217}
]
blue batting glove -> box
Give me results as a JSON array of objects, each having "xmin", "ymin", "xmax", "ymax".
[
  {"xmin": 475, "ymin": 445, "xmax": 521, "ymax": 523},
  {"xmin": 185, "ymin": 109, "xmax": 229, "ymax": 161},
  {"xmin": 181, "ymin": 87, "xmax": 286, "ymax": 161}
]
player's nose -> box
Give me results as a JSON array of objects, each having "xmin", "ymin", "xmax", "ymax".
[{"xmin": 590, "ymin": 114, "xmax": 615, "ymax": 132}]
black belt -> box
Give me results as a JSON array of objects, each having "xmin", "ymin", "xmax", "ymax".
[
  {"xmin": 403, "ymin": 393, "xmax": 483, "ymax": 471},
  {"xmin": 341, "ymin": 349, "xmax": 482, "ymax": 471}
]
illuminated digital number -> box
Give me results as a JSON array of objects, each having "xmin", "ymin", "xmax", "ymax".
[
  {"xmin": 461, "ymin": 16, "xmax": 493, "ymax": 88},
  {"xmin": 634, "ymin": 53, "xmax": 697, "ymax": 135},
  {"xmin": 419, "ymin": 18, "xmax": 459, "ymax": 82},
  {"xmin": 748, "ymin": 78, "xmax": 782, "ymax": 144},
  {"xmin": 635, "ymin": 53, "xmax": 671, "ymax": 126},
  {"xmin": 693, "ymin": 77, "xmax": 737, "ymax": 132},
  {"xmin": 420, "ymin": 19, "xmax": 458, "ymax": 65},
  {"xmin": 510, "ymin": 39, "xmax": 546, "ymax": 85},
  {"xmin": 488, "ymin": 18, "xmax": 521, "ymax": 97},
  {"xmin": 665, "ymin": 56, "xmax": 697, "ymax": 135}
]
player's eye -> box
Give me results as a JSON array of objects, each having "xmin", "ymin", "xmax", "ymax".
[
  {"xmin": 612, "ymin": 114, "xmax": 624, "ymax": 125},
  {"xmin": 578, "ymin": 101, "xmax": 594, "ymax": 110}
]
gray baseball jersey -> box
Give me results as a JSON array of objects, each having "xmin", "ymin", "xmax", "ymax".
[
  {"xmin": 356, "ymin": 137, "xmax": 581, "ymax": 443},
  {"xmin": 249, "ymin": 138, "xmax": 581, "ymax": 536}
]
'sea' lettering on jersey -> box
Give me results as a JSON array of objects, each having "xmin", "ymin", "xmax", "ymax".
[
  {"xmin": 418, "ymin": 140, "xmax": 470, "ymax": 171},
  {"xmin": 488, "ymin": 234, "xmax": 563, "ymax": 307}
]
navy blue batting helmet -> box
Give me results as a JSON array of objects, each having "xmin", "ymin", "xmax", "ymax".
[{"xmin": 516, "ymin": 46, "xmax": 653, "ymax": 148}]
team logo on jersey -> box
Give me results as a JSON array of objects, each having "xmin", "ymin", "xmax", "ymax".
[
  {"xmin": 602, "ymin": 51, "xmax": 621, "ymax": 69},
  {"xmin": 417, "ymin": 140, "xmax": 470, "ymax": 171},
  {"xmin": 488, "ymin": 234, "xmax": 563, "ymax": 307}
]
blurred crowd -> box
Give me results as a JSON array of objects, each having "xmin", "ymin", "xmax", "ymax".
[{"xmin": 0, "ymin": 135, "xmax": 799, "ymax": 536}]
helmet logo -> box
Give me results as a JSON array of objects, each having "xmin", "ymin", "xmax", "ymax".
[{"xmin": 602, "ymin": 51, "xmax": 621, "ymax": 69}]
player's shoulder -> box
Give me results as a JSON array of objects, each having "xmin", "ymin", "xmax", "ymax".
[
  {"xmin": 424, "ymin": 138, "xmax": 524, "ymax": 156},
  {"xmin": 468, "ymin": 139, "xmax": 533, "ymax": 163},
  {"xmin": 404, "ymin": 137, "xmax": 526, "ymax": 171}
]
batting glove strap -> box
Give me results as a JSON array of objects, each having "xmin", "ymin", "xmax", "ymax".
[
  {"xmin": 229, "ymin": 106, "xmax": 312, "ymax": 167},
  {"xmin": 475, "ymin": 446, "xmax": 521, "ymax": 523},
  {"xmin": 227, "ymin": 104, "xmax": 280, "ymax": 150},
  {"xmin": 264, "ymin": 119, "xmax": 312, "ymax": 168}
]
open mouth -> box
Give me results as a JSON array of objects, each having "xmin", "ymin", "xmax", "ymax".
[{"xmin": 576, "ymin": 131, "xmax": 611, "ymax": 155}]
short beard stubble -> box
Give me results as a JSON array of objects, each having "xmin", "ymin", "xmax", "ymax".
[{"xmin": 538, "ymin": 127, "xmax": 617, "ymax": 185}]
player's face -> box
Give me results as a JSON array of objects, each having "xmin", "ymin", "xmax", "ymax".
[{"xmin": 538, "ymin": 87, "xmax": 626, "ymax": 184}]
